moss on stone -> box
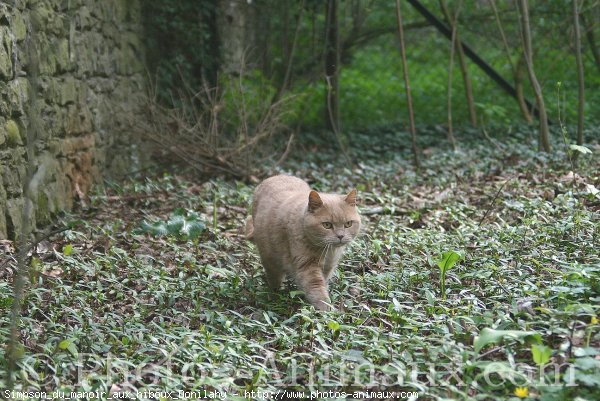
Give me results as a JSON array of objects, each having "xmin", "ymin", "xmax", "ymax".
[
  {"xmin": 36, "ymin": 191, "xmax": 50, "ymax": 225},
  {"xmin": 0, "ymin": 27, "xmax": 13, "ymax": 79},
  {"xmin": 56, "ymin": 38, "xmax": 70, "ymax": 72},
  {"xmin": 0, "ymin": 125, "xmax": 6, "ymax": 147},
  {"xmin": 12, "ymin": 13, "xmax": 27, "ymax": 41},
  {"xmin": 6, "ymin": 120, "xmax": 22, "ymax": 146}
]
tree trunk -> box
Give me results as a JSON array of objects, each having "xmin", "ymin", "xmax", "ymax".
[
  {"xmin": 519, "ymin": 0, "xmax": 551, "ymax": 152},
  {"xmin": 515, "ymin": 55, "xmax": 533, "ymax": 124},
  {"xmin": 581, "ymin": 13, "xmax": 600, "ymax": 74},
  {"xmin": 573, "ymin": 0, "xmax": 585, "ymax": 157},
  {"xmin": 256, "ymin": 0, "xmax": 272, "ymax": 78},
  {"xmin": 325, "ymin": 0, "xmax": 340, "ymax": 133},
  {"xmin": 395, "ymin": 0, "xmax": 420, "ymax": 168},
  {"xmin": 444, "ymin": 0, "xmax": 460, "ymax": 149},
  {"xmin": 439, "ymin": 0, "xmax": 476, "ymax": 127},
  {"xmin": 274, "ymin": 0, "xmax": 306, "ymax": 102},
  {"xmin": 218, "ymin": 0, "xmax": 255, "ymax": 74},
  {"xmin": 490, "ymin": 0, "xmax": 533, "ymax": 124},
  {"xmin": 202, "ymin": 0, "xmax": 220, "ymax": 87},
  {"xmin": 407, "ymin": 0, "xmax": 538, "ymax": 121}
]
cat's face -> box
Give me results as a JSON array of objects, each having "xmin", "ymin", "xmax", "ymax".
[{"xmin": 304, "ymin": 189, "xmax": 361, "ymax": 248}]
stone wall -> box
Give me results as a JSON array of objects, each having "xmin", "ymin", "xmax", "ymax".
[{"xmin": 0, "ymin": 0, "xmax": 146, "ymax": 239}]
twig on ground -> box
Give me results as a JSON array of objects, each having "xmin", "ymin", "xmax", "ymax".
[{"xmin": 478, "ymin": 174, "xmax": 516, "ymax": 227}]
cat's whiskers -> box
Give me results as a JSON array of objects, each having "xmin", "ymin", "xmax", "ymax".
[{"xmin": 318, "ymin": 243, "xmax": 331, "ymax": 265}]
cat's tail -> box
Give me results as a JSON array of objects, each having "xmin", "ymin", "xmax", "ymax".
[{"xmin": 245, "ymin": 216, "xmax": 254, "ymax": 241}]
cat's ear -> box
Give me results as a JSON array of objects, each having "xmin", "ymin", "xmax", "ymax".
[
  {"xmin": 345, "ymin": 188, "xmax": 357, "ymax": 206},
  {"xmin": 308, "ymin": 190, "xmax": 324, "ymax": 212}
]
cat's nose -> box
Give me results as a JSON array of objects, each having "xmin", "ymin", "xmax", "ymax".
[{"xmin": 337, "ymin": 235, "xmax": 344, "ymax": 240}]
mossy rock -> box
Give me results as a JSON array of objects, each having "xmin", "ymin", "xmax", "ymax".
[
  {"xmin": 6, "ymin": 120, "xmax": 23, "ymax": 146},
  {"xmin": 12, "ymin": 12, "xmax": 27, "ymax": 41},
  {"xmin": 37, "ymin": 191, "xmax": 51, "ymax": 225}
]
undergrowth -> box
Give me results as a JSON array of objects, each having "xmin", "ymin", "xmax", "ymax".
[{"xmin": 1, "ymin": 127, "xmax": 599, "ymax": 400}]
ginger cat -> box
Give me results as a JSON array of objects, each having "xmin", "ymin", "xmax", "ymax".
[{"xmin": 246, "ymin": 175, "xmax": 361, "ymax": 311}]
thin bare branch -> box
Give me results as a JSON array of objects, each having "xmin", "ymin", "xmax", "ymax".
[{"xmin": 395, "ymin": 0, "xmax": 420, "ymax": 169}]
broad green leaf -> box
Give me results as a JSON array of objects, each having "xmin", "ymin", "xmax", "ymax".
[
  {"xmin": 62, "ymin": 244, "xmax": 73, "ymax": 256},
  {"xmin": 569, "ymin": 144, "xmax": 592, "ymax": 154},
  {"xmin": 474, "ymin": 328, "xmax": 542, "ymax": 353},
  {"xmin": 574, "ymin": 347, "xmax": 600, "ymax": 357},
  {"xmin": 424, "ymin": 289, "xmax": 435, "ymax": 306},
  {"xmin": 58, "ymin": 339, "xmax": 78, "ymax": 357},
  {"xmin": 152, "ymin": 222, "xmax": 168, "ymax": 237},
  {"xmin": 531, "ymin": 344, "xmax": 552, "ymax": 366},
  {"xmin": 134, "ymin": 221, "xmax": 152, "ymax": 235},
  {"xmin": 472, "ymin": 361, "xmax": 526, "ymax": 383},
  {"xmin": 172, "ymin": 207, "xmax": 187, "ymax": 216},
  {"xmin": 574, "ymin": 357, "xmax": 599, "ymax": 370},
  {"xmin": 186, "ymin": 221, "xmax": 206, "ymax": 239},
  {"xmin": 585, "ymin": 184, "xmax": 599, "ymax": 197},
  {"xmin": 66, "ymin": 342, "xmax": 78, "ymax": 357},
  {"xmin": 327, "ymin": 320, "xmax": 340, "ymax": 331},
  {"xmin": 138, "ymin": 210, "xmax": 206, "ymax": 238},
  {"xmin": 436, "ymin": 250, "xmax": 462, "ymax": 272},
  {"xmin": 166, "ymin": 215, "xmax": 185, "ymax": 234},
  {"xmin": 575, "ymin": 372, "xmax": 600, "ymax": 387}
]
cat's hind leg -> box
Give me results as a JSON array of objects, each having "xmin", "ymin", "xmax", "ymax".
[{"xmin": 259, "ymin": 254, "xmax": 286, "ymax": 290}]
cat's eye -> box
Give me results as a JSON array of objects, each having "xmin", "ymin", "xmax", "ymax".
[
  {"xmin": 322, "ymin": 222, "xmax": 333, "ymax": 229},
  {"xmin": 344, "ymin": 221, "xmax": 353, "ymax": 228}
]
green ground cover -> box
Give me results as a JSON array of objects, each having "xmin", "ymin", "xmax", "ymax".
[{"xmin": 1, "ymin": 127, "xmax": 599, "ymax": 400}]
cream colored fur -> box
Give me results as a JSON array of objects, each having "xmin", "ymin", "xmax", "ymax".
[{"xmin": 246, "ymin": 175, "xmax": 360, "ymax": 311}]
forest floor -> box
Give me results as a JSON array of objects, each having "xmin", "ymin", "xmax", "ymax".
[{"xmin": 1, "ymin": 126, "xmax": 600, "ymax": 400}]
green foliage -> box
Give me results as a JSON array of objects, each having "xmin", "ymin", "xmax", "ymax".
[
  {"xmin": 136, "ymin": 209, "xmax": 206, "ymax": 240},
  {"xmin": 141, "ymin": 0, "xmax": 600, "ymax": 131},
  {"xmin": 142, "ymin": 0, "xmax": 218, "ymax": 104},
  {"xmin": 62, "ymin": 244, "xmax": 73, "ymax": 256},
  {"xmin": 435, "ymin": 250, "xmax": 462, "ymax": 299},
  {"xmin": 570, "ymin": 144, "xmax": 592, "ymax": 155},
  {"xmin": 218, "ymin": 70, "xmax": 287, "ymax": 135},
  {"xmin": 2, "ymin": 129, "xmax": 599, "ymax": 398},
  {"xmin": 474, "ymin": 328, "xmax": 542, "ymax": 354},
  {"xmin": 531, "ymin": 343, "xmax": 552, "ymax": 366},
  {"xmin": 57, "ymin": 339, "xmax": 78, "ymax": 358}
]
